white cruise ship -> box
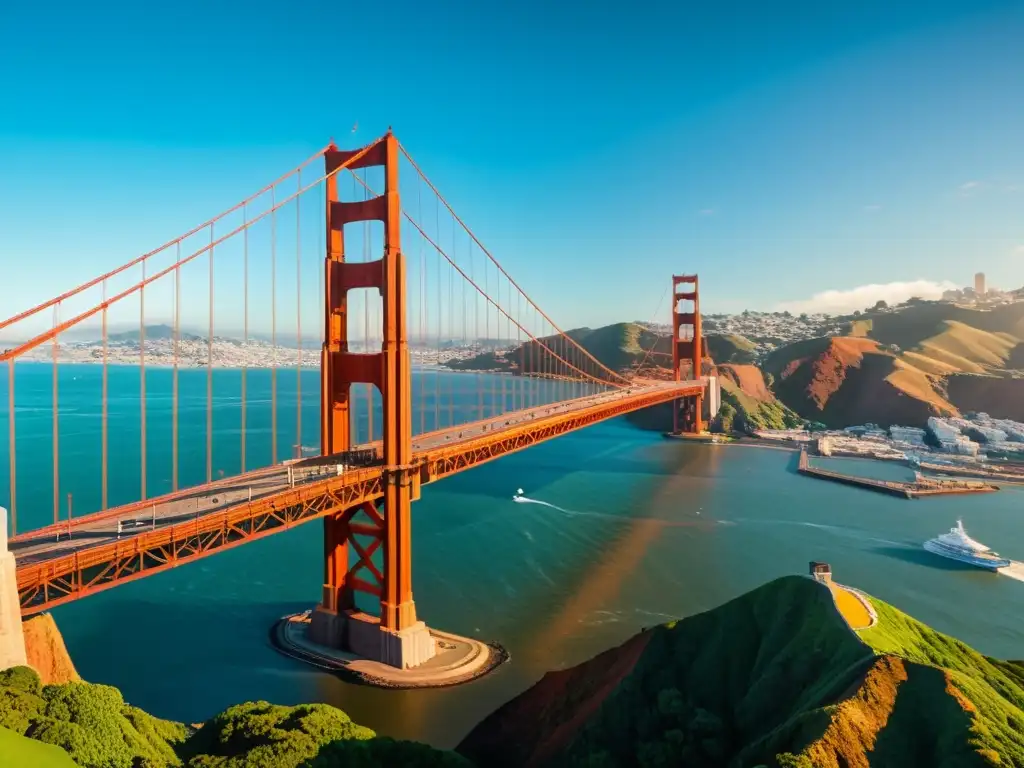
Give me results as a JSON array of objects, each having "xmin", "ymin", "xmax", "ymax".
[{"xmin": 923, "ymin": 520, "xmax": 1010, "ymax": 571}]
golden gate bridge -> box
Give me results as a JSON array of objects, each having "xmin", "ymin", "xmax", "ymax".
[{"xmin": 0, "ymin": 131, "xmax": 706, "ymax": 672}]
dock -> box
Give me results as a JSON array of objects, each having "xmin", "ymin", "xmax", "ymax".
[{"xmin": 798, "ymin": 448, "xmax": 999, "ymax": 499}]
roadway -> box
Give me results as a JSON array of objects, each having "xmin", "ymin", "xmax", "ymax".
[{"xmin": 11, "ymin": 379, "xmax": 698, "ymax": 569}]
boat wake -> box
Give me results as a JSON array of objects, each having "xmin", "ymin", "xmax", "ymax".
[
  {"xmin": 512, "ymin": 489, "xmax": 716, "ymax": 528},
  {"xmin": 1000, "ymin": 562, "xmax": 1024, "ymax": 582}
]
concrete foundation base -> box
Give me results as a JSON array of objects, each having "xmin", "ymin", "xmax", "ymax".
[
  {"xmin": 273, "ymin": 609, "xmax": 505, "ymax": 688},
  {"xmin": 308, "ymin": 607, "xmax": 436, "ymax": 670},
  {"xmin": 0, "ymin": 507, "xmax": 28, "ymax": 672}
]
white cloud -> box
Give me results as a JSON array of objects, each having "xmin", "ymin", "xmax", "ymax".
[
  {"xmin": 1016, "ymin": 244, "xmax": 1024, "ymax": 254},
  {"xmin": 775, "ymin": 280, "xmax": 958, "ymax": 316},
  {"xmin": 960, "ymin": 180, "xmax": 983, "ymax": 197},
  {"xmin": 697, "ymin": 208, "xmax": 716, "ymax": 217}
]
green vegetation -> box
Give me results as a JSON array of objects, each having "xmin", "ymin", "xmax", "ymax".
[
  {"xmin": 181, "ymin": 701, "xmax": 469, "ymax": 768},
  {"xmin": 0, "ymin": 670, "xmax": 468, "ymax": 768},
  {"xmin": 0, "ymin": 667, "xmax": 188, "ymax": 768},
  {"xmin": 705, "ymin": 333, "xmax": 757, "ymax": 364},
  {"xmin": 447, "ymin": 300, "xmax": 1024, "ymax": 430},
  {"xmin": 0, "ymin": 723, "xmax": 77, "ymax": 767},
  {"xmin": 459, "ymin": 575, "xmax": 1024, "ymax": 768},
  {"xmin": 446, "ymin": 322, "xmax": 676, "ymax": 377},
  {"xmin": 711, "ymin": 401, "xmax": 736, "ymax": 433},
  {"xmin": 714, "ymin": 377, "xmax": 802, "ymax": 433}
]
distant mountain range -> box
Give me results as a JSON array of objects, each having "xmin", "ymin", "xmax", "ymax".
[
  {"xmin": 446, "ymin": 298, "xmax": 1024, "ymax": 431},
  {"xmin": 45, "ymin": 324, "xmax": 518, "ymax": 351}
]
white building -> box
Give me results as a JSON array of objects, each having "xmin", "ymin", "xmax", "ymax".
[
  {"xmin": 971, "ymin": 426, "xmax": 1008, "ymax": 444},
  {"xmin": 927, "ymin": 417, "xmax": 960, "ymax": 443},
  {"xmin": 889, "ymin": 425, "xmax": 926, "ymax": 446},
  {"xmin": 943, "ymin": 435, "xmax": 980, "ymax": 456}
]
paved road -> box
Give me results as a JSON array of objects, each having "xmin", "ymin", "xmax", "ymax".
[{"xmin": 12, "ymin": 380, "xmax": 698, "ymax": 567}]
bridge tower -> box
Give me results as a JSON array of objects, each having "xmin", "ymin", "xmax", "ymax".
[
  {"xmin": 671, "ymin": 274, "xmax": 704, "ymax": 434},
  {"xmin": 310, "ymin": 132, "xmax": 436, "ymax": 669}
]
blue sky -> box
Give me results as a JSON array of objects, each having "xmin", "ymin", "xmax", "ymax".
[{"xmin": 1, "ymin": 0, "xmax": 1023, "ymax": 337}]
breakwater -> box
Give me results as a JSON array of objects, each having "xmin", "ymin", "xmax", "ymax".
[{"xmin": 798, "ymin": 448, "xmax": 999, "ymax": 499}]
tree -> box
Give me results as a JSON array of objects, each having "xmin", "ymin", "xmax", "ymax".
[
  {"xmin": 853, "ymin": 310, "xmax": 861, "ymax": 317},
  {"xmin": 712, "ymin": 402, "xmax": 737, "ymax": 434},
  {"xmin": 873, "ymin": 300, "xmax": 888, "ymax": 310}
]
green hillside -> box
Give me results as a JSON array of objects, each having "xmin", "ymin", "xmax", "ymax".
[
  {"xmin": 0, "ymin": 667, "xmax": 466, "ymax": 768},
  {"xmin": 6, "ymin": 576, "xmax": 1024, "ymax": 767},
  {"xmin": 705, "ymin": 333, "xmax": 758, "ymax": 364},
  {"xmin": 446, "ymin": 322, "xmax": 672, "ymax": 376},
  {"xmin": 447, "ymin": 323, "xmax": 759, "ymax": 378},
  {"xmin": 0, "ymin": 724, "xmax": 76, "ymax": 768},
  {"xmin": 459, "ymin": 575, "xmax": 1024, "ymax": 768}
]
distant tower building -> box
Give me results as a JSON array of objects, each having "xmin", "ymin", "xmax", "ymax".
[{"xmin": 975, "ymin": 272, "xmax": 986, "ymax": 296}]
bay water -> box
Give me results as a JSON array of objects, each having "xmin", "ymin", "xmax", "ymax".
[{"xmin": 3, "ymin": 364, "xmax": 1023, "ymax": 748}]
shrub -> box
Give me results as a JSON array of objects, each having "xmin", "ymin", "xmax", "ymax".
[
  {"xmin": 0, "ymin": 665, "xmax": 43, "ymax": 695},
  {"xmin": 181, "ymin": 701, "xmax": 373, "ymax": 768}
]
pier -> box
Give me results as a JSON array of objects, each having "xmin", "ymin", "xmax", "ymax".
[{"xmin": 798, "ymin": 448, "xmax": 999, "ymax": 499}]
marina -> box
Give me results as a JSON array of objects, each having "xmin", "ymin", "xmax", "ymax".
[{"xmin": 797, "ymin": 447, "xmax": 999, "ymax": 499}]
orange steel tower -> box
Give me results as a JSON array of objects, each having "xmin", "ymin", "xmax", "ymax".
[
  {"xmin": 310, "ymin": 132, "xmax": 435, "ymax": 669},
  {"xmin": 671, "ymin": 274, "xmax": 704, "ymax": 434}
]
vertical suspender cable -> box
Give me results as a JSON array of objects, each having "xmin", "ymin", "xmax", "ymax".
[
  {"xmin": 241, "ymin": 205, "xmax": 248, "ymax": 473},
  {"xmin": 52, "ymin": 305, "xmax": 59, "ymax": 526},
  {"xmin": 206, "ymin": 224, "xmax": 214, "ymax": 484},
  {"xmin": 517, "ymin": 291, "xmax": 522, "ymax": 412},
  {"xmin": 271, "ymin": 186, "xmax": 278, "ymax": 464},
  {"xmin": 448, "ymin": 217, "xmax": 454, "ymax": 428},
  {"xmin": 419, "ymin": 177, "xmax": 426, "ymax": 436},
  {"xmin": 316, "ymin": 180, "xmax": 324, "ymax": 451},
  {"xmin": 435, "ymin": 189, "xmax": 441, "ymax": 431},
  {"xmin": 140, "ymin": 260, "xmax": 147, "ymax": 500},
  {"xmin": 102, "ymin": 279, "xmax": 109, "ymax": 508},
  {"xmin": 296, "ymin": 169, "xmax": 303, "ymax": 458},
  {"xmin": 7, "ymin": 359, "xmax": 15, "ymax": 534},
  {"xmin": 172, "ymin": 248, "xmax": 179, "ymax": 492}
]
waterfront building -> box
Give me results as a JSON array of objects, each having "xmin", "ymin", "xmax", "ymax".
[
  {"xmin": 927, "ymin": 417, "xmax": 961, "ymax": 442},
  {"xmin": 970, "ymin": 426, "xmax": 1008, "ymax": 444},
  {"xmin": 890, "ymin": 425, "xmax": 927, "ymax": 446}
]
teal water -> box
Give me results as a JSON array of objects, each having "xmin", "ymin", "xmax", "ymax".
[{"xmin": 3, "ymin": 364, "xmax": 1024, "ymax": 748}]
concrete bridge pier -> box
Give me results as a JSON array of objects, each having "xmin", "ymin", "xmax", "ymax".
[{"xmin": 0, "ymin": 507, "xmax": 28, "ymax": 671}]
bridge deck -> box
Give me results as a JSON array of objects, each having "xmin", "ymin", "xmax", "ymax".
[{"xmin": 12, "ymin": 379, "xmax": 703, "ymax": 613}]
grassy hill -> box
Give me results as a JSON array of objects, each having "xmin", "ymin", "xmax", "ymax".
[
  {"xmin": 444, "ymin": 302, "xmax": 1024, "ymax": 429},
  {"xmin": 458, "ymin": 575, "xmax": 1024, "ymax": 768},
  {"xmin": 446, "ymin": 322, "xmax": 676, "ymax": 377},
  {"xmin": 715, "ymin": 363, "xmax": 803, "ymax": 433},
  {"xmin": 446, "ymin": 324, "xmax": 757, "ymax": 378},
  {"xmin": 0, "ymin": 666, "xmax": 467, "ymax": 768},
  {"xmin": 761, "ymin": 301, "xmax": 1024, "ymax": 427},
  {"xmin": 6, "ymin": 578, "xmax": 1024, "ymax": 767},
  {"xmin": 763, "ymin": 336, "xmax": 957, "ymax": 428},
  {"xmin": 0, "ymin": 724, "xmax": 76, "ymax": 767},
  {"xmin": 705, "ymin": 333, "xmax": 758, "ymax": 364}
]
